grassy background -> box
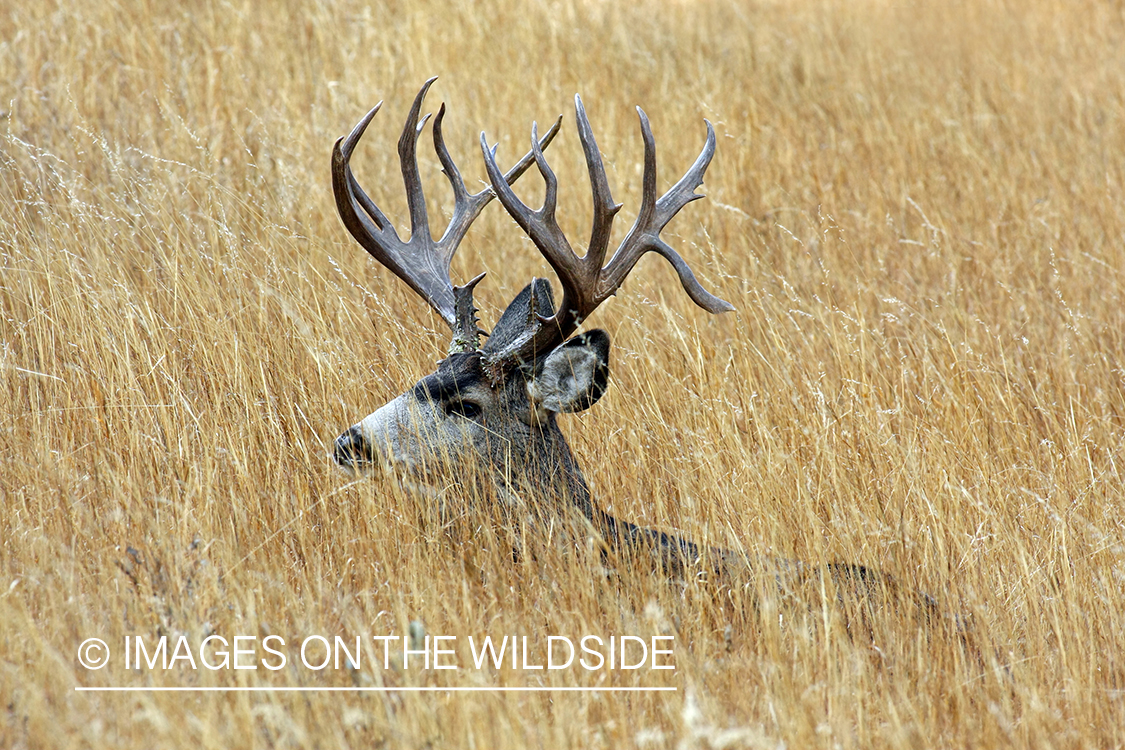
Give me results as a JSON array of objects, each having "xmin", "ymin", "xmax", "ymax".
[{"xmin": 3, "ymin": 0, "xmax": 1124, "ymax": 747}]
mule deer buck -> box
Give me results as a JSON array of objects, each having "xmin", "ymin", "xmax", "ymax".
[{"xmin": 330, "ymin": 80, "xmax": 957, "ymax": 637}]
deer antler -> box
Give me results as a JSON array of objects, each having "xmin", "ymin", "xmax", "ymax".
[
  {"xmin": 479, "ymin": 96, "xmax": 734, "ymax": 365},
  {"xmin": 332, "ymin": 77, "xmax": 561, "ymax": 353}
]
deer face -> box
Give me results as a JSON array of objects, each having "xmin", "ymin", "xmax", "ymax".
[{"xmin": 333, "ymin": 327, "xmax": 610, "ymax": 489}]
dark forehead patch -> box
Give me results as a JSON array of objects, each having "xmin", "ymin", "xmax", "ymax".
[
  {"xmin": 412, "ymin": 371, "xmax": 483, "ymax": 403},
  {"xmin": 411, "ymin": 353, "xmax": 485, "ymax": 402}
]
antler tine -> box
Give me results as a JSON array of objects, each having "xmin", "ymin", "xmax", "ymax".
[
  {"xmin": 574, "ymin": 95, "xmax": 624, "ymax": 280},
  {"xmin": 399, "ymin": 78, "xmax": 437, "ymax": 252},
  {"xmin": 481, "ymin": 124, "xmax": 572, "ymax": 261},
  {"xmin": 332, "ymin": 78, "xmax": 562, "ymax": 350},
  {"xmin": 480, "ymin": 98, "xmax": 733, "ymax": 366},
  {"xmin": 603, "ymin": 109, "xmax": 735, "ymax": 315},
  {"xmin": 336, "ymin": 103, "xmax": 395, "ymax": 233},
  {"xmin": 434, "ymin": 101, "xmax": 563, "ymax": 255},
  {"xmin": 481, "ymin": 120, "xmax": 589, "ymax": 334}
]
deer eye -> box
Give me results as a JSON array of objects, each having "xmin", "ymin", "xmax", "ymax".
[{"xmin": 445, "ymin": 400, "xmax": 482, "ymax": 421}]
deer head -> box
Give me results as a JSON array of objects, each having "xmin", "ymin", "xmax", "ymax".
[{"xmin": 331, "ymin": 79, "xmax": 732, "ymax": 520}]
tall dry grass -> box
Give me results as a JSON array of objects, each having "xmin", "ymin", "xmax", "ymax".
[{"xmin": 2, "ymin": 0, "xmax": 1124, "ymax": 747}]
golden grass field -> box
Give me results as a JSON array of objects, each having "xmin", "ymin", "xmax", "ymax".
[{"xmin": 3, "ymin": 0, "xmax": 1124, "ymax": 746}]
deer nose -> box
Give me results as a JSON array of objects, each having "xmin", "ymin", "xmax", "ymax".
[{"xmin": 333, "ymin": 426, "xmax": 372, "ymax": 467}]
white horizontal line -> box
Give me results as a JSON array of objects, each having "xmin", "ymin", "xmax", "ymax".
[
  {"xmin": 76, "ymin": 686, "xmax": 676, "ymax": 693},
  {"xmin": 5, "ymin": 364, "xmax": 64, "ymax": 382}
]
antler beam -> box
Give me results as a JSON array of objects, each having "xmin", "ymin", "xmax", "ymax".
[
  {"xmin": 332, "ymin": 77, "xmax": 561, "ymax": 351},
  {"xmin": 479, "ymin": 96, "xmax": 733, "ymax": 364}
]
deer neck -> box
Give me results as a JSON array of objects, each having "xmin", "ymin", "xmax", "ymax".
[
  {"xmin": 495, "ymin": 419, "xmax": 599, "ymax": 522},
  {"xmin": 502, "ymin": 422, "xmax": 702, "ymax": 573}
]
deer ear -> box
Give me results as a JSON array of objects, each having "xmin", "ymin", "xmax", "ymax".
[{"xmin": 529, "ymin": 330, "xmax": 611, "ymax": 414}]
